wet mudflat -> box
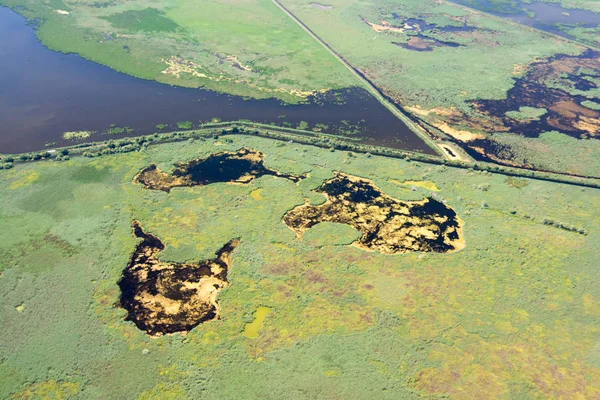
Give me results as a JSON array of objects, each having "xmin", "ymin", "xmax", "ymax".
[
  {"xmin": 283, "ymin": 173, "xmax": 464, "ymax": 254},
  {"xmin": 134, "ymin": 148, "xmax": 303, "ymax": 192},
  {"xmin": 0, "ymin": 6, "xmax": 435, "ymax": 155},
  {"xmin": 118, "ymin": 220, "xmax": 239, "ymax": 336}
]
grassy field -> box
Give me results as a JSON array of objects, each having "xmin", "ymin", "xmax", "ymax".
[
  {"xmin": 1, "ymin": 135, "xmax": 599, "ymax": 398},
  {"xmin": 0, "ymin": 0, "xmax": 358, "ymax": 102}
]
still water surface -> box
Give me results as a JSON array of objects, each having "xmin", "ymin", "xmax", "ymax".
[
  {"xmin": 0, "ymin": 6, "xmax": 434, "ymax": 155},
  {"xmin": 451, "ymin": 0, "xmax": 600, "ymax": 41}
]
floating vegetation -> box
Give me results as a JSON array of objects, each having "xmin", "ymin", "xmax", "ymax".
[
  {"xmin": 176, "ymin": 121, "xmax": 193, "ymax": 129},
  {"xmin": 284, "ymin": 173, "xmax": 464, "ymax": 254},
  {"xmin": 107, "ymin": 125, "xmax": 133, "ymax": 135},
  {"xmin": 134, "ymin": 148, "xmax": 304, "ymax": 192},
  {"xmin": 505, "ymin": 106, "xmax": 548, "ymax": 121},
  {"xmin": 118, "ymin": 220, "xmax": 240, "ymax": 336},
  {"xmin": 63, "ymin": 130, "xmax": 94, "ymax": 140},
  {"xmin": 581, "ymin": 100, "xmax": 600, "ymax": 111}
]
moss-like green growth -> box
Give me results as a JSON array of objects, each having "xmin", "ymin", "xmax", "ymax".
[
  {"xmin": 176, "ymin": 121, "xmax": 193, "ymax": 129},
  {"xmin": 582, "ymin": 100, "xmax": 600, "ymax": 111},
  {"xmin": 63, "ymin": 130, "xmax": 94, "ymax": 140},
  {"xmin": 102, "ymin": 8, "xmax": 180, "ymax": 33},
  {"xmin": 505, "ymin": 106, "xmax": 548, "ymax": 121}
]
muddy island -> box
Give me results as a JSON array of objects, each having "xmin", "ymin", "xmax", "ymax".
[
  {"xmin": 283, "ymin": 173, "xmax": 464, "ymax": 254},
  {"xmin": 134, "ymin": 148, "xmax": 303, "ymax": 192},
  {"xmin": 118, "ymin": 221, "xmax": 240, "ymax": 336}
]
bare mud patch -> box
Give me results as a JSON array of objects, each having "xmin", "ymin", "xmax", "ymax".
[
  {"xmin": 118, "ymin": 221, "xmax": 240, "ymax": 336},
  {"xmin": 134, "ymin": 148, "xmax": 304, "ymax": 192},
  {"xmin": 283, "ymin": 173, "xmax": 464, "ymax": 254}
]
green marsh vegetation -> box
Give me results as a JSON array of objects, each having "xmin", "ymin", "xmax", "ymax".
[
  {"xmin": 1, "ymin": 135, "xmax": 599, "ymax": 398},
  {"xmin": 62, "ymin": 130, "xmax": 94, "ymax": 140},
  {"xmin": 582, "ymin": 99, "xmax": 600, "ymax": 110},
  {"xmin": 176, "ymin": 121, "xmax": 194, "ymax": 130},
  {"xmin": 505, "ymin": 106, "xmax": 548, "ymax": 121}
]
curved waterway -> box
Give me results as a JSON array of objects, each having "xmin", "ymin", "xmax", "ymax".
[{"xmin": 0, "ymin": 6, "xmax": 435, "ymax": 155}]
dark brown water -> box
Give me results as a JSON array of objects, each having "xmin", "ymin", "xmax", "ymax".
[{"xmin": 0, "ymin": 6, "xmax": 435, "ymax": 155}]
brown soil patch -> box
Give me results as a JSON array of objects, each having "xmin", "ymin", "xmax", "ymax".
[
  {"xmin": 135, "ymin": 148, "xmax": 304, "ymax": 192},
  {"xmin": 406, "ymin": 36, "xmax": 432, "ymax": 50},
  {"xmin": 283, "ymin": 173, "xmax": 464, "ymax": 254},
  {"xmin": 118, "ymin": 221, "xmax": 240, "ymax": 336}
]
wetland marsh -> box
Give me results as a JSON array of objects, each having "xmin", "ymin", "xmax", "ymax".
[
  {"xmin": 1, "ymin": 135, "xmax": 599, "ymax": 398},
  {"xmin": 1, "ymin": 0, "xmax": 600, "ymax": 398}
]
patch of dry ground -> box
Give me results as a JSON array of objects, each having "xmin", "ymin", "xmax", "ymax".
[{"xmin": 161, "ymin": 56, "xmax": 322, "ymax": 98}]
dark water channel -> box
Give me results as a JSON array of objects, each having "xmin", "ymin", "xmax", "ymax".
[
  {"xmin": 0, "ymin": 6, "xmax": 435, "ymax": 155},
  {"xmin": 451, "ymin": 0, "xmax": 600, "ymax": 40}
]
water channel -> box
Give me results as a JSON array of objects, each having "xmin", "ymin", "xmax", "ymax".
[{"xmin": 0, "ymin": 6, "xmax": 435, "ymax": 155}]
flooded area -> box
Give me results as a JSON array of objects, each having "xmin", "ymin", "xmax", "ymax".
[
  {"xmin": 134, "ymin": 148, "xmax": 304, "ymax": 192},
  {"xmin": 118, "ymin": 220, "xmax": 240, "ymax": 336},
  {"xmin": 0, "ymin": 6, "xmax": 435, "ymax": 155},
  {"xmin": 283, "ymin": 173, "xmax": 465, "ymax": 254}
]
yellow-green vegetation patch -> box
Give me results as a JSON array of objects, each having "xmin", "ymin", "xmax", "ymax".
[
  {"xmin": 582, "ymin": 100, "xmax": 600, "ymax": 110},
  {"xmin": 62, "ymin": 130, "xmax": 94, "ymax": 140},
  {"xmin": 242, "ymin": 306, "xmax": 271, "ymax": 339},
  {"xmin": 390, "ymin": 179, "xmax": 439, "ymax": 192},
  {"xmin": 505, "ymin": 106, "xmax": 548, "ymax": 121},
  {"xmin": 11, "ymin": 380, "xmax": 80, "ymax": 399},
  {"xmin": 276, "ymin": 0, "xmax": 599, "ymax": 175},
  {"xmin": 8, "ymin": 170, "xmax": 40, "ymax": 189},
  {"xmin": 0, "ymin": 135, "xmax": 599, "ymax": 398}
]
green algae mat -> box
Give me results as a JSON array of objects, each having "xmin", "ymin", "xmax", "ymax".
[{"xmin": 1, "ymin": 135, "xmax": 599, "ymax": 398}]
